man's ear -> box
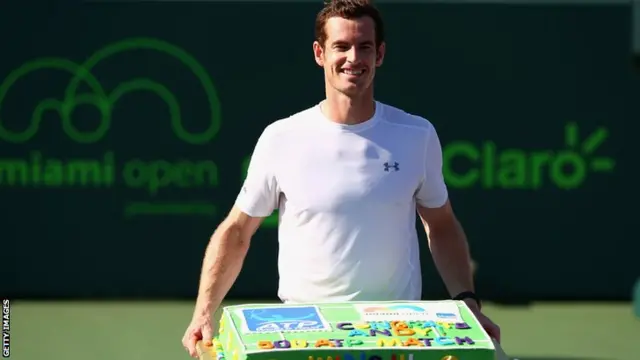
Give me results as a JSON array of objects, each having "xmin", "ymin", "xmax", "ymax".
[
  {"xmin": 376, "ymin": 42, "xmax": 386, "ymax": 67},
  {"xmin": 313, "ymin": 41, "xmax": 325, "ymax": 67}
]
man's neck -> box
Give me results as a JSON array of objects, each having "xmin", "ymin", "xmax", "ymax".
[{"xmin": 321, "ymin": 89, "xmax": 376, "ymax": 125}]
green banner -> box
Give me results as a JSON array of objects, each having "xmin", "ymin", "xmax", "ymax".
[{"xmin": 0, "ymin": 2, "xmax": 635, "ymax": 301}]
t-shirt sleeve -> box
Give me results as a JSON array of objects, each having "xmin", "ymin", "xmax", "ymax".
[
  {"xmin": 415, "ymin": 124, "xmax": 449, "ymax": 208},
  {"xmin": 234, "ymin": 127, "xmax": 280, "ymax": 217}
]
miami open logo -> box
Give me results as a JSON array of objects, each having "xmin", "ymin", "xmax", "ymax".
[
  {"xmin": 0, "ymin": 37, "xmax": 220, "ymax": 144},
  {"xmin": 0, "ymin": 37, "xmax": 224, "ymax": 218}
]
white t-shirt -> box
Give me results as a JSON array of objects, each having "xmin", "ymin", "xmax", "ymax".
[{"xmin": 235, "ymin": 101, "xmax": 448, "ymax": 303}]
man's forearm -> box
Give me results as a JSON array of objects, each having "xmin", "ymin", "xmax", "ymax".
[
  {"xmin": 193, "ymin": 223, "xmax": 250, "ymax": 317},
  {"xmin": 427, "ymin": 218, "xmax": 474, "ymax": 297}
]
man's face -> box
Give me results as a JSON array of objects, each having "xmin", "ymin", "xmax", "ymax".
[{"xmin": 313, "ymin": 16, "xmax": 385, "ymax": 97}]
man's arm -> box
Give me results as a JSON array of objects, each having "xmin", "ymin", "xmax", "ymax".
[
  {"xmin": 414, "ymin": 122, "xmax": 476, "ymax": 307},
  {"xmin": 417, "ymin": 202, "xmax": 474, "ymax": 299},
  {"xmin": 193, "ymin": 206, "xmax": 264, "ymax": 317},
  {"xmin": 194, "ymin": 124, "xmax": 279, "ymax": 315},
  {"xmin": 413, "ymin": 122, "xmax": 500, "ymax": 340},
  {"xmin": 184, "ymin": 125, "xmax": 281, "ymax": 357}
]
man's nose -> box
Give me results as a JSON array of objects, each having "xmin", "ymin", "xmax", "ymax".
[{"xmin": 346, "ymin": 47, "xmax": 363, "ymax": 63}]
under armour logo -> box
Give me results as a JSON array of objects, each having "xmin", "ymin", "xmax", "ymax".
[{"xmin": 383, "ymin": 162, "xmax": 399, "ymax": 172}]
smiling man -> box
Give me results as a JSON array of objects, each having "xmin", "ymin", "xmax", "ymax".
[{"xmin": 182, "ymin": 0, "xmax": 499, "ymax": 357}]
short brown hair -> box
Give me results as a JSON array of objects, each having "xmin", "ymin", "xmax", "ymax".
[{"xmin": 315, "ymin": 0, "xmax": 385, "ymax": 48}]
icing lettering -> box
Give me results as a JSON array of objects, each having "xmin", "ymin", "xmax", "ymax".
[
  {"xmin": 423, "ymin": 321, "xmax": 437, "ymax": 328},
  {"xmin": 455, "ymin": 336, "xmax": 475, "ymax": 345},
  {"xmin": 370, "ymin": 321, "xmax": 391, "ymax": 330},
  {"xmin": 329, "ymin": 339, "xmax": 344, "ymax": 347},
  {"xmin": 254, "ymin": 336, "xmax": 476, "ymax": 350},
  {"xmin": 403, "ymin": 338, "xmax": 423, "ymax": 347},
  {"xmin": 377, "ymin": 338, "xmax": 401, "ymax": 347},
  {"xmin": 257, "ymin": 340, "xmax": 308, "ymax": 349},
  {"xmin": 435, "ymin": 337, "xmax": 454, "ymax": 345},
  {"xmin": 391, "ymin": 321, "xmax": 407, "ymax": 329},
  {"xmin": 253, "ymin": 314, "xmax": 478, "ymax": 354},
  {"xmin": 346, "ymin": 339, "xmax": 363, "ymax": 347},
  {"xmin": 315, "ymin": 339, "xmax": 332, "ymax": 347},
  {"xmin": 214, "ymin": 344, "xmax": 224, "ymax": 359},
  {"xmin": 369, "ymin": 329, "xmax": 391, "ymax": 336},
  {"xmin": 291, "ymin": 340, "xmax": 308, "ymax": 348},
  {"xmin": 348, "ymin": 330, "xmax": 369, "ymax": 337},
  {"xmin": 274, "ymin": 340, "xmax": 290, "ymax": 348},
  {"xmin": 413, "ymin": 327, "xmax": 431, "ymax": 336},
  {"xmin": 393, "ymin": 328, "xmax": 415, "ymax": 336}
]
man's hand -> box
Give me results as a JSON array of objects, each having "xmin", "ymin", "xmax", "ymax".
[
  {"xmin": 464, "ymin": 299, "xmax": 501, "ymax": 343},
  {"xmin": 181, "ymin": 207, "xmax": 262, "ymax": 358},
  {"xmin": 182, "ymin": 314, "xmax": 214, "ymax": 358}
]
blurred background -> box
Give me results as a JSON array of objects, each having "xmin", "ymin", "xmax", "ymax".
[{"xmin": 0, "ymin": 0, "xmax": 637, "ymax": 359}]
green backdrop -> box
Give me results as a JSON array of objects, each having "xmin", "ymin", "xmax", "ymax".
[{"xmin": 1, "ymin": 2, "xmax": 635, "ymax": 301}]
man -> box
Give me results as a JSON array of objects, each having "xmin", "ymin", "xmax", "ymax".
[{"xmin": 182, "ymin": 0, "xmax": 500, "ymax": 357}]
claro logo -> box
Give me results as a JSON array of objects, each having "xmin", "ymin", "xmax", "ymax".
[
  {"xmin": 0, "ymin": 37, "xmax": 225, "ymax": 218},
  {"xmin": 442, "ymin": 123, "xmax": 615, "ymax": 190}
]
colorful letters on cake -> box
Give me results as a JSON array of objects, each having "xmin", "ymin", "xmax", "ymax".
[{"xmin": 211, "ymin": 301, "xmax": 495, "ymax": 360}]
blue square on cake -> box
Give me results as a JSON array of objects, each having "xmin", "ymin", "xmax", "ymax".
[{"xmin": 241, "ymin": 306, "xmax": 328, "ymax": 333}]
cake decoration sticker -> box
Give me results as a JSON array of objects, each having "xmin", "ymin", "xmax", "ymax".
[
  {"xmin": 354, "ymin": 303, "xmax": 431, "ymax": 320},
  {"xmin": 239, "ymin": 306, "xmax": 331, "ymax": 333},
  {"xmin": 430, "ymin": 301, "xmax": 464, "ymax": 323}
]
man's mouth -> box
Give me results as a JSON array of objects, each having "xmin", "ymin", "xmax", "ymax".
[{"xmin": 341, "ymin": 69, "xmax": 365, "ymax": 76}]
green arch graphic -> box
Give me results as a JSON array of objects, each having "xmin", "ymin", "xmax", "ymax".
[{"xmin": 0, "ymin": 37, "xmax": 221, "ymax": 144}]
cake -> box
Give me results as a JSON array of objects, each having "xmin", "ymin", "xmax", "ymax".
[{"xmin": 203, "ymin": 301, "xmax": 496, "ymax": 360}]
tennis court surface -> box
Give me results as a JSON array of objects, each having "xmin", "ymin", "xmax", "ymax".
[{"xmin": 10, "ymin": 301, "xmax": 639, "ymax": 360}]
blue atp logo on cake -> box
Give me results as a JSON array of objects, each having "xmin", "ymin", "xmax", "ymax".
[{"xmin": 240, "ymin": 306, "xmax": 330, "ymax": 333}]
